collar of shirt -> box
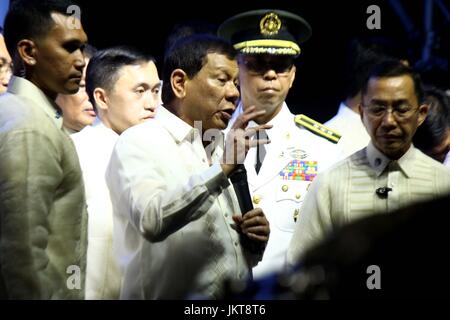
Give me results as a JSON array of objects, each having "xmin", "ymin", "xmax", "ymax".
[
  {"xmin": 93, "ymin": 118, "xmax": 119, "ymax": 138},
  {"xmin": 7, "ymin": 76, "xmax": 63, "ymax": 129},
  {"xmin": 157, "ymin": 105, "xmax": 198, "ymax": 143},
  {"xmin": 157, "ymin": 105, "xmax": 224, "ymax": 158},
  {"xmin": 337, "ymin": 101, "xmax": 361, "ymax": 120},
  {"xmin": 243, "ymin": 101, "xmax": 291, "ymax": 141},
  {"xmin": 367, "ymin": 141, "xmax": 415, "ymax": 177}
]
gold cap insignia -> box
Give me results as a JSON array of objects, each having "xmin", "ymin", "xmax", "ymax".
[{"xmin": 260, "ymin": 12, "xmax": 281, "ymax": 36}]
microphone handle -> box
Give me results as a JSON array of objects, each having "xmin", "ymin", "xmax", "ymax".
[
  {"xmin": 229, "ymin": 164, "xmax": 263, "ymax": 257},
  {"xmin": 230, "ymin": 164, "xmax": 254, "ymax": 216}
]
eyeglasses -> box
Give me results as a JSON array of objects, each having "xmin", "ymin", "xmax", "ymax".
[
  {"xmin": 239, "ymin": 56, "xmax": 294, "ymax": 75},
  {"xmin": 363, "ymin": 103, "xmax": 419, "ymax": 121}
]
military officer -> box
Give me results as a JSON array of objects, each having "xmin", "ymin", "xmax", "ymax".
[{"xmin": 219, "ymin": 9, "xmax": 341, "ymax": 279}]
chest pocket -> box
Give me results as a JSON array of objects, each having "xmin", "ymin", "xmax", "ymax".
[{"xmin": 275, "ymin": 179, "xmax": 310, "ymax": 232}]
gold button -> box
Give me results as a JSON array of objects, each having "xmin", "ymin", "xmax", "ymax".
[
  {"xmin": 295, "ymin": 192, "xmax": 301, "ymax": 199},
  {"xmin": 293, "ymin": 209, "xmax": 300, "ymax": 222},
  {"xmin": 282, "ymin": 185, "xmax": 288, "ymax": 192},
  {"xmin": 252, "ymin": 195, "xmax": 261, "ymax": 204}
]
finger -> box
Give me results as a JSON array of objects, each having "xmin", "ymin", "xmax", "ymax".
[
  {"xmin": 241, "ymin": 216, "xmax": 268, "ymax": 230},
  {"xmin": 233, "ymin": 109, "xmax": 266, "ymax": 129},
  {"xmin": 244, "ymin": 124, "xmax": 273, "ymax": 138},
  {"xmin": 243, "ymin": 225, "xmax": 270, "ymax": 236},
  {"xmin": 248, "ymin": 139, "xmax": 270, "ymax": 149},
  {"xmin": 232, "ymin": 214, "xmax": 243, "ymax": 225},
  {"xmin": 241, "ymin": 208, "xmax": 264, "ymax": 219},
  {"xmin": 246, "ymin": 232, "xmax": 269, "ymax": 243}
]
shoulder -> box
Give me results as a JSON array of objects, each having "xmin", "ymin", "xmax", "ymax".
[
  {"xmin": 71, "ymin": 125, "xmax": 104, "ymax": 153},
  {"xmin": 0, "ymin": 94, "xmax": 33, "ymax": 128},
  {"xmin": 294, "ymin": 114, "xmax": 342, "ymax": 145},
  {"xmin": 0, "ymin": 93, "xmax": 57, "ymax": 134},
  {"xmin": 415, "ymin": 149, "xmax": 450, "ymax": 175},
  {"xmin": 121, "ymin": 119, "xmax": 164, "ymax": 141},
  {"xmin": 115, "ymin": 120, "xmax": 169, "ymax": 155}
]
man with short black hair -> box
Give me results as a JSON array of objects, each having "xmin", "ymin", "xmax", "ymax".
[
  {"xmin": 71, "ymin": 46, "xmax": 160, "ymax": 299},
  {"xmin": 0, "ymin": 0, "xmax": 88, "ymax": 299},
  {"xmin": 106, "ymin": 34, "xmax": 270, "ymax": 299},
  {"xmin": 288, "ymin": 60, "xmax": 450, "ymax": 266}
]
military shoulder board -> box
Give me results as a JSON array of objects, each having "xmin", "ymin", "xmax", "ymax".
[{"xmin": 294, "ymin": 114, "xmax": 341, "ymax": 144}]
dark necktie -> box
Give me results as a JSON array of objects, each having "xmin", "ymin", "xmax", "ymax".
[{"xmin": 255, "ymin": 130, "xmax": 268, "ymax": 174}]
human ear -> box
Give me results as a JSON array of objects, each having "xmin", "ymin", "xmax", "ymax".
[
  {"xmin": 416, "ymin": 103, "xmax": 429, "ymax": 127},
  {"xmin": 17, "ymin": 39, "xmax": 37, "ymax": 66},
  {"xmin": 93, "ymin": 88, "xmax": 109, "ymax": 112},
  {"xmin": 171, "ymin": 69, "xmax": 188, "ymax": 99}
]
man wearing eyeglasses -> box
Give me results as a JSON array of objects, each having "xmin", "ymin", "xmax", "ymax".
[
  {"xmin": 287, "ymin": 60, "xmax": 450, "ymax": 266},
  {"xmin": 218, "ymin": 9, "xmax": 341, "ymax": 279}
]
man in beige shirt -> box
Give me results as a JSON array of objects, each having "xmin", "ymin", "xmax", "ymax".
[
  {"xmin": 0, "ymin": 0, "xmax": 88, "ymax": 299},
  {"xmin": 288, "ymin": 60, "xmax": 450, "ymax": 267}
]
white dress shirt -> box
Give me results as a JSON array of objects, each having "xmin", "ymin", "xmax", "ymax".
[
  {"xmin": 444, "ymin": 151, "xmax": 450, "ymax": 168},
  {"xmin": 105, "ymin": 106, "xmax": 260, "ymax": 299},
  {"xmin": 287, "ymin": 142, "xmax": 450, "ymax": 266},
  {"xmin": 325, "ymin": 102, "xmax": 370, "ymax": 159},
  {"xmin": 228, "ymin": 102, "xmax": 340, "ymax": 279},
  {"xmin": 71, "ymin": 119, "xmax": 121, "ymax": 299}
]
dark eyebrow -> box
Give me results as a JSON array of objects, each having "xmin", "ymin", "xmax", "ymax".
[
  {"xmin": 133, "ymin": 82, "xmax": 150, "ymax": 90},
  {"xmin": 63, "ymin": 39, "xmax": 86, "ymax": 50},
  {"xmin": 369, "ymin": 99, "xmax": 388, "ymax": 106},
  {"xmin": 153, "ymin": 81, "xmax": 162, "ymax": 89}
]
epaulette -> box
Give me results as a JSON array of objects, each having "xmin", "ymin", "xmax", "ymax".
[{"xmin": 294, "ymin": 114, "xmax": 341, "ymax": 144}]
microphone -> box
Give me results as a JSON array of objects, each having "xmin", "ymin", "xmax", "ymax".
[
  {"xmin": 229, "ymin": 164, "xmax": 263, "ymax": 257},
  {"xmin": 376, "ymin": 187, "xmax": 393, "ymax": 199},
  {"xmin": 229, "ymin": 164, "xmax": 254, "ymax": 215}
]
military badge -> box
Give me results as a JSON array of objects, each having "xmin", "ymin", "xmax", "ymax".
[
  {"xmin": 260, "ymin": 12, "xmax": 281, "ymax": 36},
  {"xmin": 279, "ymin": 160, "xmax": 318, "ymax": 181},
  {"xmin": 289, "ymin": 148, "xmax": 307, "ymax": 159}
]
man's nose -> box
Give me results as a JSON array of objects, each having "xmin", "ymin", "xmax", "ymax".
[
  {"xmin": 381, "ymin": 109, "xmax": 397, "ymax": 126},
  {"xmin": 144, "ymin": 92, "xmax": 158, "ymax": 111},
  {"xmin": 263, "ymin": 69, "xmax": 277, "ymax": 80},
  {"xmin": 74, "ymin": 51, "xmax": 86, "ymax": 70},
  {"xmin": 225, "ymin": 82, "xmax": 240, "ymax": 104}
]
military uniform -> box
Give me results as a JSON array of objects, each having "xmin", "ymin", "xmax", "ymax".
[
  {"xmin": 219, "ymin": 9, "xmax": 342, "ymax": 278},
  {"xmin": 218, "ymin": 9, "xmax": 339, "ymax": 278},
  {"xmin": 228, "ymin": 102, "xmax": 340, "ymax": 278}
]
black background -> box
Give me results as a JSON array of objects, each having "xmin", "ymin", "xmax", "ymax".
[{"xmin": 75, "ymin": 0, "xmax": 449, "ymax": 122}]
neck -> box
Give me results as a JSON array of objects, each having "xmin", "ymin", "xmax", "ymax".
[
  {"xmin": 99, "ymin": 113, "xmax": 120, "ymax": 135},
  {"xmin": 246, "ymin": 102, "xmax": 283, "ymax": 124},
  {"xmin": 165, "ymin": 103, "xmax": 210, "ymax": 149},
  {"xmin": 344, "ymin": 93, "xmax": 361, "ymax": 113}
]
